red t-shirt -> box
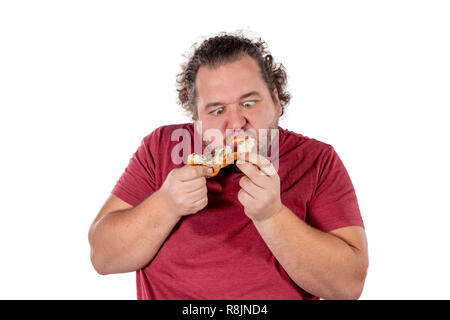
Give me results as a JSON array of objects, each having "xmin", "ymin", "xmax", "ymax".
[{"xmin": 111, "ymin": 123, "xmax": 364, "ymax": 300}]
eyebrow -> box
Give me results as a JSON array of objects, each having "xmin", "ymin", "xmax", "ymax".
[{"xmin": 204, "ymin": 91, "xmax": 262, "ymax": 110}]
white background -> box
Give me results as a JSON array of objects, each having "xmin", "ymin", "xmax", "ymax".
[{"xmin": 0, "ymin": 0, "xmax": 449, "ymax": 299}]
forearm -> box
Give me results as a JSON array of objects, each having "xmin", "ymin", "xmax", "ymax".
[
  {"xmin": 89, "ymin": 190, "xmax": 180, "ymax": 275},
  {"xmin": 252, "ymin": 205, "xmax": 367, "ymax": 300}
]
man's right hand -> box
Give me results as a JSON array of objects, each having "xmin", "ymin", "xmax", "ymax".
[{"xmin": 158, "ymin": 165, "xmax": 213, "ymax": 218}]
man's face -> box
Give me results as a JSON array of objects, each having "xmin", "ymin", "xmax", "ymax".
[{"xmin": 195, "ymin": 55, "xmax": 282, "ymax": 151}]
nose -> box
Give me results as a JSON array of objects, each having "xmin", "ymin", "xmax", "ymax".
[{"xmin": 226, "ymin": 104, "xmax": 247, "ymax": 130}]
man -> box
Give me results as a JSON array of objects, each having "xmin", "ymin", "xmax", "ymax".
[{"xmin": 88, "ymin": 33, "xmax": 368, "ymax": 300}]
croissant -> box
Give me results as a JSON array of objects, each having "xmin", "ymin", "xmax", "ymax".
[{"xmin": 187, "ymin": 137, "xmax": 255, "ymax": 178}]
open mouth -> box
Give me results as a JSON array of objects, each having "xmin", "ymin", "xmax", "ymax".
[
  {"xmin": 232, "ymin": 136, "xmax": 246, "ymax": 153},
  {"xmin": 232, "ymin": 136, "xmax": 255, "ymax": 155}
]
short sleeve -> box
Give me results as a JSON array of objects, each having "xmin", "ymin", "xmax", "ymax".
[
  {"xmin": 111, "ymin": 135, "xmax": 158, "ymax": 207},
  {"xmin": 307, "ymin": 146, "xmax": 364, "ymax": 232}
]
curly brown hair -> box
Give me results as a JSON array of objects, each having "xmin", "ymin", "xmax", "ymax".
[{"xmin": 176, "ymin": 32, "xmax": 291, "ymax": 120}]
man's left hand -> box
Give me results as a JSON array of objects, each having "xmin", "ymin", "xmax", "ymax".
[{"xmin": 236, "ymin": 152, "xmax": 283, "ymax": 222}]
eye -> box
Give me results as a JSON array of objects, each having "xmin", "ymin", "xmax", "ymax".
[
  {"xmin": 210, "ymin": 107, "xmax": 224, "ymax": 116},
  {"xmin": 242, "ymin": 101, "xmax": 256, "ymax": 108}
]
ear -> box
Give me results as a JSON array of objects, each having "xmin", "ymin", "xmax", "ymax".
[{"xmin": 273, "ymin": 88, "xmax": 282, "ymax": 116}]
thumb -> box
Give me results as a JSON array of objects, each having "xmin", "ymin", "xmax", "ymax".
[
  {"xmin": 200, "ymin": 166, "xmax": 214, "ymax": 177},
  {"xmin": 180, "ymin": 165, "xmax": 214, "ymax": 180}
]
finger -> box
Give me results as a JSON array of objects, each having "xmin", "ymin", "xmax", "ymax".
[
  {"xmin": 187, "ymin": 185, "xmax": 208, "ymax": 202},
  {"xmin": 239, "ymin": 175, "xmax": 263, "ymax": 198},
  {"xmin": 191, "ymin": 196, "xmax": 208, "ymax": 211},
  {"xmin": 238, "ymin": 152, "xmax": 277, "ymax": 176},
  {"xmin": 178, "ymin": 165, "xmax": 213, "ymax": 181},
  {"xmin": 183, "ymin": 176, "xmax": 207, "ymax": 193},
  {"xmin": 236, "ymin": 161, "xmax": 268, "ymax": 188},
  {"xmin": 237, "ymin": 188, "xmax": 254, "ymax": 205}
]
